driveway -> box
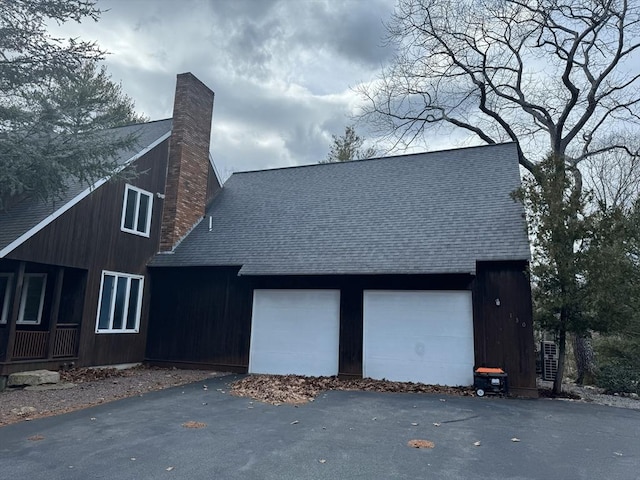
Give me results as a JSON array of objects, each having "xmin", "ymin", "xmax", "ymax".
[{"xmin": 0, "ymin": 374, "xmax": 638, "ymax": 480}]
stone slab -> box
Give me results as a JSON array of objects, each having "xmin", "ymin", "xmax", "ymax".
[{"xmin": 7, "ymin": 370, "xmax": 60, "ymax": 387}]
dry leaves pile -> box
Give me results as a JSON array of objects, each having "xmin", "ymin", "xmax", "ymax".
[
  {"xmin": 59, "ymin": 366, "xmax": 141, "ymax": 383},
  {"xmin": 230, "ymin": 375, "xmax": 474, "ymax": 405}
]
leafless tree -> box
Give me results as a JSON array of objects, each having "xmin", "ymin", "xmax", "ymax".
[
  {"xmin": 585, "ymin": 144, "xmax": 640, "ymax": 211},
  {"xmin": 360, "ymin": 0, "xmax": 640, "ymax": 394}
]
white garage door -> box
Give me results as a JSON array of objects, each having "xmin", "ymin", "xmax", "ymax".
[
  {"xmin": 363, "ymin": 290, "xmax": 474, "ymax": 386},
  {"xmin": 249, "ymin": 289, "xmax": 340, "ymax": 376}
]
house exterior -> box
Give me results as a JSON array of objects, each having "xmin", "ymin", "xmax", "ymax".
[
  {"xmin": 147, "ymin": 142, "xmax": 538, "ymax": 396},
  {"xmin": 1, "ymin": 71, "xmax": 537, "ymax": 397},
  {"xmin": 0, "ymin": 73, "xmax": 218, "ymax": 377}
]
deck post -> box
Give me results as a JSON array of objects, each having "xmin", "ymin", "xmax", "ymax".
[
  {"xmin": 5, "ymin": 261, "xmax": 25, "ymax": 361},
  {"xmin": 47, "ymin": 267, "xmax": 64, "ymax": 359}
]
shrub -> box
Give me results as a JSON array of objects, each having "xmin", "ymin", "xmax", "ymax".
[
  {"xmin": 595, "ymin": 363, "xmax": 640, "ymax": 394},
  {"xmin": 594, "ymin": 334, "xmax": 640, "ymax": 394}
]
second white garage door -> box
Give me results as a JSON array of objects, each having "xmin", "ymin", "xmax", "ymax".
[
  {"xmin": 363, "ymin": 290, "xmax": 474, "ymax": 386},
  {"xmin": 249, "ymin": 289, "xmax": 340, "ymax": 377}
]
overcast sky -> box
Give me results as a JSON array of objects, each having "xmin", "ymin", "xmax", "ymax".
[{"xmin": 51, "ymin": 0, "xmax": 440, "ymax": 179}]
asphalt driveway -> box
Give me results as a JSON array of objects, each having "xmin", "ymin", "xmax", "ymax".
[{"xmin": 1, "ymin": 374, "xmax": 638, "ymax": 480}]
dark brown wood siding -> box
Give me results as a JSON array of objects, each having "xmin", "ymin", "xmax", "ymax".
[
  {"xmin": 147, "ymin": 266, "xmax": 536, "ymax": 393},
  {"xmin": 472, "ymin": 261, "xmax": 536, "ymax": 395},
  {"xmin": 146, "ymin": 269, "xmax": 480, "ymax": 378},
  {"xmin": 5, "ymin": 140, "xmax": 170, "ymax": 366},
  {"xmin": 339, "ymin": 287, "xmax": 363, "ymax": 377},
  {"xmin": 146, "ymin": 267, "xmax": 252, "ymax": 370}
]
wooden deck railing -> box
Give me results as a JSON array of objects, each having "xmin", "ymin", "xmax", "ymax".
[
  {"xmin": 12, "ymin": 324, "xmax": 80, "ymax": 360},
  {"xmin": 52, "ymin": 324, "xmax": 80, "ymax": 358},
  {"xmin": 12, "ymin": 331, "xmax": 49, "ymax": 359}
]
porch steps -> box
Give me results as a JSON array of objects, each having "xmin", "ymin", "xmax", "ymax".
[{"xmin": 7, "ymin": 370, "xmax": 60, "ymax": 387}]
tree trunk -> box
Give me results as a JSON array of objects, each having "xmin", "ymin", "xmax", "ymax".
[
  {"xmin": 572, "ymin": 333, "xmax": 596, "ymax": 385},
  {"xmin": 553, "ymin": 329, "xmax": 567, "ymax": 395}
]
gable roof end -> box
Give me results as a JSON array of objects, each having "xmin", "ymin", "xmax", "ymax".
[{"xmin": 0, "ymin": 119, "xmax": 173, "ymax": 258}]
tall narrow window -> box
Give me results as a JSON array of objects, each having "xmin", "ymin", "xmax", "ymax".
[
  {"xmin": 96, "ymin": 271, "xmax": 143, "ymax": 333},
  {"xmin": 17, "ymin": 274, "xmax": 47, "ymax": 325},
  {"xmin": 0, "ymin": 273, "xmax": 13, "ymax": 324},
  {"xmin": 121, "ymin": 185, "xmax": 153, "ymax": 237}
]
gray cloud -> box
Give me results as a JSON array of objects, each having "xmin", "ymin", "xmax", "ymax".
[{"xmin": 53, "ymin": 0, "xmax": 399, "ymax": 175}]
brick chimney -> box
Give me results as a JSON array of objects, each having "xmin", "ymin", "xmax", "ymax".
[{"xmin": 160, "ymin": 73, "xmax": 216, "ymax": 251}]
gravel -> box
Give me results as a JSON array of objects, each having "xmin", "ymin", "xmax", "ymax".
[
  {"xmin": 0, "ymin": 366, "xmax": 221, "ymax": 427},
  {"xmin": 2, "ymin": 369, "xmax": 638, "ymax": 428},
  {"xmin": 553, "ymin": 381, "xmax": 640, "ymax": 410}
]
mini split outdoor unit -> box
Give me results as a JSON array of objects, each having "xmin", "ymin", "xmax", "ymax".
[{"xmin": 541, "ymin": 341, "xmax": 559, "ymax": 381}]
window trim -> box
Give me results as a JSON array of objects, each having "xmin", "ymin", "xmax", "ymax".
[
  {"xmin": 95, "ymin": 270, "xmax": 144, "ymax": 334},
  {"xmin": 17, "ymin": 273, "xmax": 47, "ymax": 325},
  {"xmin": 0, "ymin": 273, "xmax": 13, "ymax": 324},
  {"xmin": 120, "ymin": 184, "xmax": 153, "ymax": 237}
]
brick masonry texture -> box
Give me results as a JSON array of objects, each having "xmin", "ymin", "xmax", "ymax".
[{"xmin": 160, "ymin": 73, "xmax": 214, "ymax": 251}]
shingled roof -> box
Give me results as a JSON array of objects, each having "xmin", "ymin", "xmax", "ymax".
[
  {"xmin": 0, "ymin": 119, "xmax": 173, "ymax": 257},
  {"xmin": 151, "ymin": 142, "xmax": 530, "ymax": 275}
]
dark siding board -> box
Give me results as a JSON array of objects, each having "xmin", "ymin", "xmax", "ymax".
[
  {"xmin": 6, "ymin": 140, "xmax": 170, "ymax": 367},
  {"xmin": 472, "ymin": 261, "xmax": 536, "ymax": 392},
  {"xmin": 0, "ymin": 259, "xmax": 20, "ymax": 361},
  {"xmin": 148, "ymin": 266, "xmax": 534, "ymax": 391},
  {"xmin": 1, "ymin": 359, "xmax": 77, "ymax": 376},
  {"xmin": 248, "ymin": 274, "xmax": 473, "ymax": 291},
  {"xmin": 0, "ymin": 258, "xmax": 25, "ymax": 361},
  {"xmin": 7, "ymin": 140, "xmax": 169, "ymax": 270},
  {"xmin": 147, "ymin": 269, "xmax": 475, "ymax": 374},
  {"xmin": 339, "ymin": 287, "xmax": 362, "ymax": 376},
  {"xmin": 0, "ymin": 326, "xmax": 7, "ymax": 361},
  {"xmin": 58, "ymin": 268, "xmax": 87, "ymax": 325},
  {"xmin": 146, "ymin": 267, "xmax": 252, "ymax": 369}
]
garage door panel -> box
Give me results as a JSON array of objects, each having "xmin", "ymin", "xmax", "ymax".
[
  {"xmin": 250, "ymin": 351, "xmax": 333, "ymax": 376},
  {"xmin": 363, "ymin": 290, "xmax": 474, "ymax": 386},
  {"xmin": 249, "ymin": 289, "xmax": 340, "ymax": 377},
  {"xmin": 367, "ymin": 360, "xmax": 471, "ymax": 385}
]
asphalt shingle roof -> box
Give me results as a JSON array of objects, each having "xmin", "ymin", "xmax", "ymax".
[
  {"xmin": 151, "ymin": 142, "xmax": 530, "ymax": 275},
  {"xmin": 0, "ymin": 119, "xmax": 173, "ymax": 255}
]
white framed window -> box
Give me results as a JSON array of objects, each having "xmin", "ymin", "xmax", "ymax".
[
  {"xmin": 96, "ymin": 271, "xmax": 144, "ymax": 333},
  {"xmin": 17, "ymin": 274, "xmax": 47, "ymax": 325},
  {"xmin": 121, "ymin": 184, "xmax": 153, "ymax": 237},
  {"xmin": 0, "ymin": 273, "xmax": 13, "ymax": 324}
]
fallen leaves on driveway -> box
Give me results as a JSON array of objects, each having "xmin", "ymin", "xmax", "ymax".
[
  {"xmin": 181, "ymin": 421, "xmax": 207, "ymax": 429},
  {"xmin": 230, "ymin": 374, "xmax": 474, "ymax": 405},
  {"xmin": 407, "ymin": 439, "xmax": 435, "ymax": 449}
]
